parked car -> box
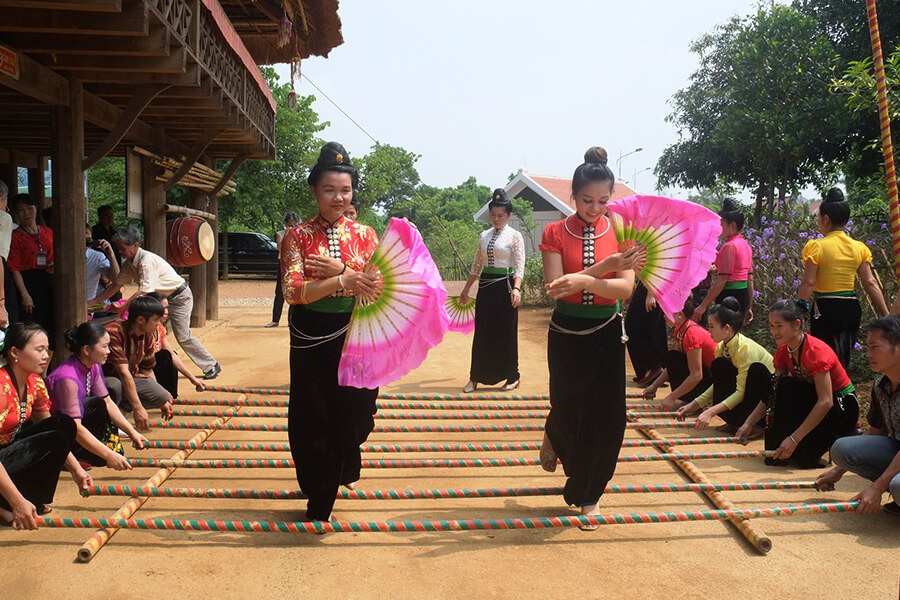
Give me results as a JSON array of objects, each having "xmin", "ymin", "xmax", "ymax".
[{"xmin": 218, "ymin": 231, "xmax": 279, "ymax": 277}]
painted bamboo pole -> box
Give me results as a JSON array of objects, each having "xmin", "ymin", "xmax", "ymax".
[
  {"xmin": 149, "ymin": 420, "xmax": 693, "ymax": 433},
  {"xmin": 173, "ymin": 397, "xmax": 662, "ymax": 411},
  {"xmin": 145, "ymin": 436, "xmax": 740, "ymax": 453},
  {"xmin": 83, "ymin": 480, "xmax": 820, "ymax": 501},
  {"xmin": 630, "ymin": 417, "xmax": 773, "ymax": 553},
  {"xmin": 866, "ymin": 0, "xmax": 900, "ymax": 278},
  {"xmin": 124, "ymin": 450, "xmax": 772, "ymax": 470},
  {"xmin": 40, "ymin": 501, "xmax": 860, "ymax": 534},
  {"xmin": 170, "ymin": 408, "xmax": 675, "ymax": 421},
  {"xmin": 75, "ymin": 397, "xmax": 245, "ymax": 562}
]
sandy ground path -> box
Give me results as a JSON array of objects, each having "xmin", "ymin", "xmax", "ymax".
[{"xmin": 1, "ymin": 281, "xmax": 897, "ymax": 598}]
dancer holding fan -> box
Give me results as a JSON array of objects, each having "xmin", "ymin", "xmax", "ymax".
[
  {"xmin": 459, "ymin": 188, "xmax": 525, "ymax": 393},
  {"xmin": 538, "ymin": 147, "xmax": 636, "ymax": 529},
  {"xmin": 282, "ymin": 142, "xmax": 381, "ymax": 524}
]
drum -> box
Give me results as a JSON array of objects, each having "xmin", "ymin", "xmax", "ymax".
[{"xmin": 166, "ymin": 217, "xmax": 215, "ymax": 267}]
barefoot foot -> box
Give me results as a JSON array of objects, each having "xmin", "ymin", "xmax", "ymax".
[
  {"xmin": 539, "ymin": 432, "xmax": 558, "ymax": 473},
  {"xmin": 579, "ymin": 503, "xmax": 600, "ymax": 531}
]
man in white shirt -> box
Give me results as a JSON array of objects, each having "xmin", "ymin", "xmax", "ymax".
[
  {"xmin": 0, "ymin": 180, "xmax": 15, "ymax": 328},
  {"xmin": 91, "ymin": 224, "xmax": 220, "ymax": 379}
]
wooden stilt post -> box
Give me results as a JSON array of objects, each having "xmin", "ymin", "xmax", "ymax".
[
  {"xmin": 205, "ymin": 158, "xmax": 219, "ymax": 320},
  {"xmin": 50, "ymin": 78, "xmax": 87, "ymax": 359},
  {"xmin": 188, "ymin": 186, "xmax": 207, "ymax": 327},
  {"xmin": 141, "ymin": 155, "xmax": 166, "ymax": 255},
  {"xmin": 28, "ymin": 156, "xmax": 47, "ymax": 223}
]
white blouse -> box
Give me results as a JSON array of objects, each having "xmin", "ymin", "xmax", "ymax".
[{"xmin": 470, "ymin": 225, "xmax": 525, "ymax": 280}]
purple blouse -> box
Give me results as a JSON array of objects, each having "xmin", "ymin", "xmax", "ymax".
[{"xmin": 46, "ymin": 355, "xmax": 109, "ymax": 419}]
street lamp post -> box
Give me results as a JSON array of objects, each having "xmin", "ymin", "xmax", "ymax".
[
  {"xmin": 616, "ymin": 147, "xmax": 643, "ymax": 180},
  {"xmin": 631, "ymin": 167, "xmax": 651, "ymax": 190}
]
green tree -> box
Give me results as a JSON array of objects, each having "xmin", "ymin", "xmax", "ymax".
[
  {"xmin": 657, "ymin": 6, "xmax": 852, "ymax": 223},
  {"xmin": 357, "ymin": 143, "xmax": 421, "ymax": 216}
]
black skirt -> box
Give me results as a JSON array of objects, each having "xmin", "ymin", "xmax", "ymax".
[
  {"xmin": 765, "ymin": 377, "xmax": 859, "ymax": 467},
  {"xmin": 716, "ymin": 287, "xmax": 750, "ymax": 316},
  {"xmin": 625, "ymin": 281, "xmax": 667, "ymax": 377},
  {"xmin": 153, "ymin": 350, "xmax": 179, "ymax": 399},
  {"xmin": 546, "ymin": 309, "xmax": 626, "ymax": 506},
  {"xmin": 469, "ymin": 273, "xmax": 519, "ymax": 385},
  {"xmin": 288, "ymin": 305, "xmax": 378, "ymax": 521},
  {"xmin": 665, "ymin": 350, "xmax": 712, "ymax": 403},
  {"xmin": 0, "ymin": 414, "xmax": 75, "ymax": 510},
  {"xmin": 707, "ymin": 359, "xmax": 770, "ymax": 428},
  {"xmin": 810, "ymin": 297, "xmax": 861, "ymax": 371},
  {"xmin": 20, "ymin": 269, "xmax": 54, "ymax": 340},
  {"xmin": 73, "ymin": 396, "xmax": 116, "ymax": 467}
]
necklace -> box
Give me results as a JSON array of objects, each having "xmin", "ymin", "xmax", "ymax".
[
  {"xmin": 787, "ymin": 334, "xmax": 805, "ymax": 355},
  {"xmin": 563, "ymin": 215, "xmax": 610, "ymax": 240}
]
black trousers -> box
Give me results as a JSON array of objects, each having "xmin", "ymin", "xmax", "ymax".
[
  {"xmin": 153, "ymin": 349, "xmax": 179, "ymax": 399},
  {"xmin": 0, "ymin": 414, "xmax": 75, "ymax": 510},
  {"xmin": 20, "ymin": 269, "xmax": 54, "ymax": 342},
  {"xmin": 625, "ymin": 282, "xmax": 667, "ymax": 377},
  {"xmin": 3, "ymin": 261, "xmax": 19, "ymax": 325},
  {"xmin": 288, "ymin": 306, "xmax": 378, "ymax": 521},
  {"xmin": 810, "ymin": 297, "xmax": 861, "ymax": 371},
  {"xmin": 716, "ymin": 287, "xmax": 750, "ymax": 316},
  {"xmin": 469, "ymin": 273, "xmax": 519, "ymax": 385},
  {"xmin": 546, "ymin": 311, "xmax": 626, "ymax": 506},
  {"xmin": 73, "ymin": 396, "xmax": 114, "ymax": 467},
  {"xmin": 271, "ymin": 278, "xmax": 285, "ymax": 323},
  {"xmin": 708, "ymin": 358, "xmax": 769, "ymax": 428},
  {"xmin": 766, "ymin": 378, "xmax": 859, "ymax": 467},
  {"xmin": 665, "ymin": 350, "xmax": 711, "ymax": 403}
]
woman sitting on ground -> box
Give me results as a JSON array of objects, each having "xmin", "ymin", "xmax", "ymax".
[
  {"xmin": 0, "ymin": 322, "xmax": 92, "ymax": 530},
  {"xmin": 46, "ymin": 321, "xmax": 148, "ymax": 470},
  {"xmin": 146, "ymin": 292, "xmax": 204, "ymax": 398},
  {"xmin": 643, "ymin": 297, "xmax": 717, "ymax": 411},
  {"xmin": 736, "ymin": 300, "xmax": 859, "ymax": 468},
  {"xmin": 676, "ymin": 297, "xmax": 773, "ymax": 436}
]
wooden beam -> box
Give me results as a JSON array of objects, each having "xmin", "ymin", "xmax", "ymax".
[
  {"xmin": 2, "ymin": 27, "xmax": 170, "ymax": 56},
  {"xmin": 41, "ymin": 49, "xmax": 187, "ymax": 73},
  {"xmin": 74, "ymin": 66, "xmax": 201, "ymax": 85},
  {"xmin": 209, "ymin": 152, "xmax": 248, "ymax": 198},
  {"xmin": 0, "ymin": 0, "xmax": 121, "ymax": 11},
  {"xmin": 187, "ymin": 187, "xmax": 207, "ymax": 327},
  {"xmin": 164, "ymin": 129, "xmax": 222, "ymax": 190},
  {"xmin": 0, "ymin": 150, "xmax": 17, "ymax": 195},
  {"xmin": 51, "ymin": 78, "xmax": 87, "ymax": 361},
  {"xmin": 83, "ymin": 83, "xmax": 170, "ymax": 169},
  {"xmin": 0, "ymin": 2, "xmax": 149, "ymax": 36},
  {"xmin": 0, "ymin": 147, "xmax": 39, "ymax": 169}
]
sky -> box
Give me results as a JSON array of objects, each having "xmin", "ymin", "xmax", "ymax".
[{"xmin": 275, "ymin": 0, "xmax": 767, "ymax": 196}]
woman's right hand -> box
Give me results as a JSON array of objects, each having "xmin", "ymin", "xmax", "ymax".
[
  {"xmin": 734, "ymin": 423, "xmax": 752, "ymax": 445},
  {"xmin": 609, "ymin": 246, "xmax": 646, "ymax": 272},
  {"xmin": 459, "ymin": 290, "xmax": 471, "ymax": 305},
  {"xmin": 11, "ymin": 498, "xmax": 39, "ymax": 530},
  {"xmin": 133, "ymin": 406, "xmax": 150, "ymax": 431},
  {"xmin": 546, "ymin": 273, "xmax": 591, "ymax": 299},
  {"xmin": 106, "ymin": 452, "xmax": 133, "ymax": 471},
  {"xmin": 674, "ymin": 403, "xmax": 694, "ymax": 422},
  {"xmin": 343, "ymin": 269, "xmax": 382, "ymax": 300},
  {"xmin": 659, "ymin": 394, "xmax": 678, "ymax": 412},
  {"xmin": 20, "ymin": 292, "xmax": 34, "ymax": 314},
  {"xmin": 690, "ymin": 306, "xmax": 705, "ymax": 323}
]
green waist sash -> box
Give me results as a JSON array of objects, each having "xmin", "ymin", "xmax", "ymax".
[
  {"xmin": 482, "ymin": 267, "xmax": 514, "ymax": 276},
  {"xmin": 813, "ymin": 290, "xmax": 856, "ymax": 298},
  {"xmin": 553, "ymin": 301, "xmax": 620, "ymax": 319},
  {"xmin": 836, "ymin": 383, "xmax": 855, "ymax": 397},
  {"xmin": 723, "ymin": 280, "xmax": 748, "ymax": 290},
  {"xmin": 306, "ymin": 296, "xmax": 355, "ymax": 313}
]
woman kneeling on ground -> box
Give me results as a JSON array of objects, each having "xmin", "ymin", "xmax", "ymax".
[
  {"xmin": 643, "ymin": 297, "xmax": 716, "ymax": 411},
  {"xmin": 0, "ymin": 322, "xmax": 92, "ymax": 530},
  {"xmin": 46, "ymin": 321, "xmax": 149, "ymax": 470},
  {"xmin": 676, "ymin": 297, "xmax": 773, "ymax": 436},
  {"xmin": 736, "ymin": 300, "xmax": 859, "ymax": 468}
]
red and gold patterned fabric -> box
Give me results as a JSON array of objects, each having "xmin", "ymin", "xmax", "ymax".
[
  {"xmin": 281, "ymin": 215, "xmax": 379, "ymax": 305},
  {"xmin": 103, "ymin": 321, "xmax": 156, "ymax": 378},
  {"xmin": 0, "ymin": 368, "xmax": 51, "ymax": 445},
  {"xmin": 539, "ymin": 214, "xmax": 620, "ymax": 306}
]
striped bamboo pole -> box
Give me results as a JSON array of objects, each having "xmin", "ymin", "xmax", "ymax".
[
  {"xmin": 145, "ymin": 436, "xmax": 740, "ymax": 453},
  {"xmin": 40, "ymin": 501, "xmax": 860, "ymax": 534},
  {"xmin": 149, "ymin": 420, "xmax": 693, "ymax": 433},
  {"xmin": 174, "ymin": 397, "xmax": 662, "ymax": 411},
  {"xmin": 866, "ymin": 0, "xmax": 900, "ymax": 278},
  {"xmin": 83, "ymin": 480, "xmax": 820, "ymax": 501},
  {"xmin": 124, "ymin": 450, "xmax": 771, "ymax": 470},
  {"xmin": 171, "ymin": 408, "xmax": 674, "ymax": 421},
  {"xmin": 75, "ymin": 397, "xmax": 245, "ymax": 562},
  {"xmin": 630, "ymin": 417, "xmax": 773, "ymax": 553}
]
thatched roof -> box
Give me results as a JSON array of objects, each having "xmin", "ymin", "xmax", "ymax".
[{"xmin": 218, "ymin": 0, "xmax": 344, "ymax": 64}]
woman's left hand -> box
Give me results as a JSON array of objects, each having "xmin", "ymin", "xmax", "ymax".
[
  {"xmin": 72, "ymin": 467, "xmax": 92, "ymax": 494},
  {"xmin": 645, "ymin": 293, "xmax": 657, "ymax": 312},
  {"xmin": 772, "ymin": 435, "xmax": 797, "ymax": 460},
  {"xmin": 546, "ymin": 274, "xmax": 590, "ymax": 299},
  {"xmin": 132, "ymin": 433, "xmax": 149, "ymax": 450},
  {"xmin": 693, "ymin": 409, "xmax": 714, "ymax": 430},
  {"xmin": 307, "ymin": 255, "xmax": 345, "ymax": 278},
  {"xmin": 510, "ymin": 288, "xmax": 521, "ymax": 308}
]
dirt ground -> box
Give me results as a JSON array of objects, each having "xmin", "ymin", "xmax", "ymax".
[{"xmin": 1, "ymin": 280, "xmax": 897, "ymax": 599}]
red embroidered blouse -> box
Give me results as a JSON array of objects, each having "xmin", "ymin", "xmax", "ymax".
[
  {"xmin": 674, "ymin": 320, "xmax": 717, "ymax": 367},
  {"xmin": 0, "ymin": 368, "xmax": 51, "ymax": 445},
  {"xmin": 772, "ymin": 333, "xmax": 852, "ymax": 392},
  {"xmin": 538, "ymin": 214, "xmax": 620, "ymax": 306},
  {"xmin": 7, "ymin": 226, "xmax": 54, "ymax": 272},
  {"xmin": 281, "ymin": 215, "xmax": 379, "ymax": 305}
]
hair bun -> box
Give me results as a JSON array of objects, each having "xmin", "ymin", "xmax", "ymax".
[
  {"xmin": 721, "ymin": 296, "xmax": 742, "ymax": 312},
  {"xmin": 316, "ymin": 141, "xmax": 352, "ymax": 168},
  {"xmin": 491, "ymin": 188, "xmax": 509, "ymax": 203},
  {"xmin": 824, "ymin": 187, "xmax": 845, "ymax": 203},
  {"xmin": 584, "ymin": 146, "xmax": 608, "ymax": 166},
  {"xmin": 720, "ymin": 198, "xmax": 739, "ymax": 213}
]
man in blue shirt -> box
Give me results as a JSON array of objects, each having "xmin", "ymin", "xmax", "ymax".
[{"xmin": 85, "ymin": 223, "xmax": 119, "ymax": 305}]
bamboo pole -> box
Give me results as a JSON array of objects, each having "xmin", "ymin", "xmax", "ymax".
[
  {"xmin": 173, "ymin": 397, "xmax": 661, "ymax": 411},
  {"xmin": 74, "ymin": 397, "xmax": 245, "ymax": 562},
  {"xmin": 163, "ymin": 204, "xmax": 217, "ymax": 221},
  {"xmin": 170, "ymin": 408, "xmax": 675, "ymax": 420},
  {"xmin": 83, "ymin": 480, "xmax": 820, "ymax": 501},
  {"xmin": 41, "ymin": 501, "xmax": 860, "ymax": 534},
  {"xmin": 866, "ymin": 0, "xmax": 900, "ymax": 278},
  {"xmin": 149, "ymin": 420, "xmax": 694, "ymax": 433}
]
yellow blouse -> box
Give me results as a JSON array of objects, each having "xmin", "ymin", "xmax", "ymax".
[{"xmin": 801, "ymin": 231, "xmax": 872, "ymax": 293}]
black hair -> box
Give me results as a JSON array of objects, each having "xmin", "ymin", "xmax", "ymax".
[
  {"xmin": 572, "ymin": 147, "xmax": 615, "ymax": 197},
  {"xmin": 11, "ymin": 193, "xmax": 35, "ymax": 208},
  {"xmin": 97, "ymin": 205, "xmax": 113, "ymax": 216},
  {"xmin": 681, "ymin": 296, "xmax": 696, "ymax": 319},
  {"xmin": 64, "ymin": 321, "xmax": 108, "ymax": 355},
  {"xmin": 819, "ymin": 186, "xmax": 850, "ymax": 227},
  {"xmin": 127, "ymin": 295, "xmax": 165, "ymax": 323},
  {"xmin": 307, "ymin": 142, "xmax": 359, "ymax": 188},
  {"xmin": 349, "ymin": 193, "xmax": 360, "ymax": 211},
  {"xmin": 868, "ymin": 315, "xmax": 900, "ymax": 348},
  {"xmin": 487, "ymin": 188, "xmax": 512, "ymax": 215},
  {"xmin": 708, "ymin": 296, "xmax": 745, "ymax": 332},
  {"xmin": 145, "ymin": 291, "xmax": 166, "ymax": 303},
  {"xmin": 3, "ymin": 321, "xmax": 47, "ymax": 359},
  {"xmin": 768, "ymin": 299, "xmax": 808, "ymax": 329},
  {"xmin": 719, "ymin": 198, "xmax": 745, "ymax": 230}
]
